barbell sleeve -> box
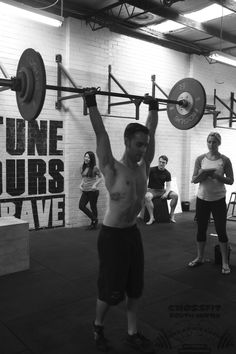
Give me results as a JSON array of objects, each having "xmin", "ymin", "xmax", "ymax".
[{"xmin": 0, "ymin": 78, "xmax": 13, "ymax": 88}]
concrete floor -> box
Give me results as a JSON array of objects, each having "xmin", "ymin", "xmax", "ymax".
[{"xmin": 0, "ymin": 211, "xmax": 236, "ymax": 354}]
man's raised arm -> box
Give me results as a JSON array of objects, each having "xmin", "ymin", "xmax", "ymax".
[
  {"xmin": 143, "ymin": 97, "xmax": 159, "ymax": 168},
  {"xmin": 84, "ymin": 91, "xmax": 114, "ymax": 172}
]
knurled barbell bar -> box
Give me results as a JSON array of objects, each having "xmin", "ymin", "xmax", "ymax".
[{"xmin": 0, "ymin": 48, "xmax": 213, "ymax": 130}]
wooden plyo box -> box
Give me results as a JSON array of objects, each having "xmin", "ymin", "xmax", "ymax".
[{"xmin": 0, "ymin": 217, "xmax": 29, "ymax": 276}]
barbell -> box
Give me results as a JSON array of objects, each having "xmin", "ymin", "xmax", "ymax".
[{"xmin": 0, "ymin": 48, "xmax": 213, "ymax": 130}]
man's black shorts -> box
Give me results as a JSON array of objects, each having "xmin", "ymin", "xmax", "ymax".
[{"xmin": 97, "ymin": 224, "xmax": 144, "ymax": 305}]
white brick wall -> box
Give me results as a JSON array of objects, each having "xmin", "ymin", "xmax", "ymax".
[
  {"xmin": 0, "ymin": 12, "xmax": 66, "ymax": 229},
  {"xmin": 1, "ymin": 13, "xmax": 236, "ymax": 230}
]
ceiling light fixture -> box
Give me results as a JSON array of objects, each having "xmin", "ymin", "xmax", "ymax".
[
  {"xmin": 208, "ymin": 51, "xmax": 236, "ymax": 67},
  {"xmin": 0, "ymin": 0, "xmax": 63, "ymax": 27}
]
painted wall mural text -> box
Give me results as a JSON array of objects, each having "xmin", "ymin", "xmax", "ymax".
[{"xmin": 0, "ymin": 118, "xmax": 65, "ymax": 229}]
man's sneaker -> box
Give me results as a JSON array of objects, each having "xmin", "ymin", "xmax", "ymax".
[
  {"xmin": 125, "ymin": 332, "xmax": 155, "ymax": 353},
  {"xmin": 93, "ymin": 321, "xmax": 110, "ymax": 352}
]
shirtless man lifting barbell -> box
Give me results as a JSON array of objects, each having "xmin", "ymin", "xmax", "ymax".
[{"xmin": 83, "ymin": 89, "xmax": 159, "ymax": 353}]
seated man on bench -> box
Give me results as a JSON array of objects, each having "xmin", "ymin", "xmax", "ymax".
[{"xmin": 138, "ymin": 155, "xmax": 178, "ymax": 224}]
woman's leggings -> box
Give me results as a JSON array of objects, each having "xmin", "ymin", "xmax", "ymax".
[
  {"xmin": 79, "ymin": 190, "xmax": 99, "ymax": 221},
  {"xmin": 196, "ymin": 197, "xmax": 228, "ymax": 243}
]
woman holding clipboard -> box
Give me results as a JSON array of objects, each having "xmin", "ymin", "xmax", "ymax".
[{"xmin": 188, "ymin": 132, "xmax": 234, "ymax": 274}]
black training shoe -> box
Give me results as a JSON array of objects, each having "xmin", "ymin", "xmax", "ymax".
[
  {"xmin": 93, "ymin": 321, "xmax": 110, "ymax": 352},
  {"xmin": 125, "ymin": 332, "xmax": 155, "ymax": 353}
]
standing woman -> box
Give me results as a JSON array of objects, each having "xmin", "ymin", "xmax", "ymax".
[
  {"xmin": 79, "ymin": 151, "xmax": 102, "ymax": 230},
  {"xmin": 188, "ymin": 132, "xmax": 234, "ymax": 274}
]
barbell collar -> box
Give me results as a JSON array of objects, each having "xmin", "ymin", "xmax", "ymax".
[{"xmin": 0, "ymin": 77, "xmax": 25, "ymax": 92}]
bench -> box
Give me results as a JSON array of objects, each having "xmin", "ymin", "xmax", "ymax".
[{"xmin": 144, "ymin": 196, "xmax": 170, "ymax": 223}]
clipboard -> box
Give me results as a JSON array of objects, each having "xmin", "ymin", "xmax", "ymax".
[{"xmin": 198, "ymin": 168, "xmax": 216, "ymax": 177}]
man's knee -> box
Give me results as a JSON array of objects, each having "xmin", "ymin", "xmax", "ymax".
[
  {"xmin": 145, "ymin": 192, "xmax": 153, "ymax": 202},
  {"xmin": 169, "ymin": 191, "xmax": 178, "ymax": 202},
  {"xmin": 197, "ymin": 234, "xmax": 207, "ymax": 242},
  {"xmin": 218, "ymin": 235, "xmax": 228, "ymax": 243},
  {"xmin": 99, "ymin": 291, "xmax": 124, "ymax": 306}
]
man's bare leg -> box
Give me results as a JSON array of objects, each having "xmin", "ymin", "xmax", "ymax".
[
  {"xmin": 95, "ymin": 299, "xmax": 110, "ymax": 326},
  {"xmin": 93, "ymin": 299, "xmax": 110, "ymax": 351},
  {"xmin": 145, "ymin": 194, "xmax": 155, "ymax": 225},
  {"xmin": 137, "ymin": 205, "xmax": 145, "ymax": 220},
  {"xmin": 126, "ymin": 297, "xmax": 138, "ymax": 335},
  {"xmin": 125, "ymin": 297, "xmax": 155, "ymax": 353},
  {"xmin": 146, "ymin": 202, "xmax": 154, "ymax": 224},
  {"xmin": 169, "ymin": 192, "xmax": 178, "ymax": 223}
]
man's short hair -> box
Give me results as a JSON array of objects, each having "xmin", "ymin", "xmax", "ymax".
[
  {"xmin": 159, "ymin": 155, "xmax": 168, "ymax": 163},
  {"xmin": 124, "ymin": 123, "xmax": 149, "ymax": 140}
]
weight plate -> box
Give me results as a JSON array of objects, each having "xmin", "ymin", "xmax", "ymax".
[
  {"xmin": 16, "ymin": 48, "xmax": 46, "ymax": 121},
  {"xmin": 167, "ymin": 78, "xmax": 206, "ymax": 130}
]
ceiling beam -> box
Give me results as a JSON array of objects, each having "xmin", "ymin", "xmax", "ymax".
[
  {"xmin": 83, "ymin": 3, "xmax": 209, "ymax": 54},
  {"xmin": 80, "ymin": 2, "xmax": 209, "ymax": 54},
  {"xmin": 109, "ymin": 24, "xmax": 209, "ymax": 55},
  {"xmin": 124, "ymin": 0, "xmax": 236, "ymax": 45}
]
